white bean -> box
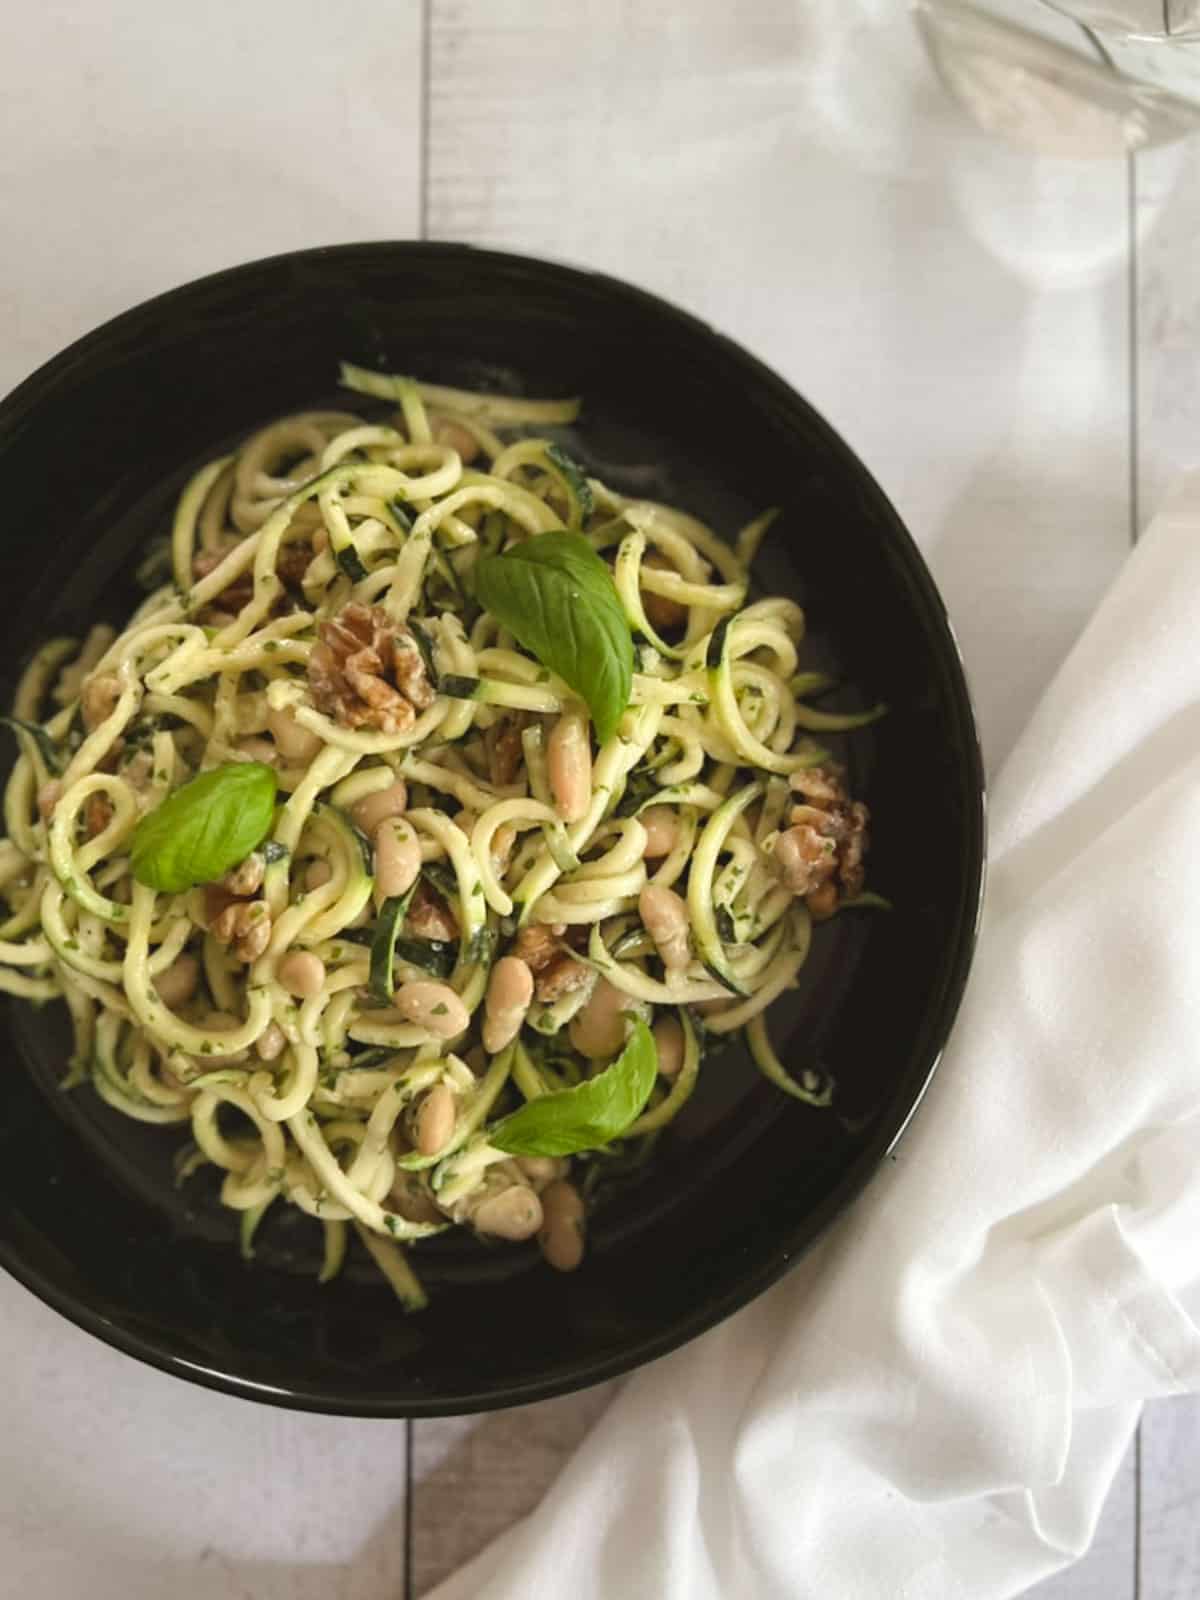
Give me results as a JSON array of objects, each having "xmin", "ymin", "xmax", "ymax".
[
  {"xmin": 538, "ymin": 1180, "xmax": 586, "ymax": 1272},
  {"xmin": 639, "ymin": 884, "xmax": 690, "ymax": 971},
  {"xmin": 393, "ymin": 979, "xmax": 469, "ymax": 1039},
  {"xmin": 652, "ymin": 1015, "xmax": 685, "ymax": 1079},
  {"xmin": 352, "ymin": 778, "xmax": 408, "ymax": 835},
  {"xmin": 276, "ymin": 950, "xmax": 326, "ymax": 998},
  {"xmin": 389, "ymin": 1171, "xmax": 444, "ymax": 1225},
  {"xmin": 548, "ymin": 709, "xmax": 592, "ymax": 823},
  {"xmin": 640, "ymin": 806, "xmax": 679, "ymax": 859},
  {"xmin": 517, "ymin": 1155, "xmax": 568, "ymax": 1189},
  {"xmin": 414, "ymin": 1083, "xmax": 456, "ymax": 1157},
  {"xmin": 473, "ymin": 1184, "xmax": 544, "ymax": 1241},
  {"xmin": 374, "ymin": 816, "xmax": 421, "ymax": 900},
  {"xmin": 641, "ymin": 550, "xmax": 688, "ymax": 631},
  {"xmin": 482, "ymin": 955, "xmax": 533, "ymax": 1054},
  {"xmin": 235, "ymin": 736, "xmax": 278, "ymax": 765},
  {"xmin": 153, "ymin": 953, "xmax": 200, "ymax": 1011},
  {"xmin": 568, "ymin": 978, "xmax": 629, "ymax": 1061},
  {"xmin": 255, "ymin": 1022, "xmax": 287, "ymax": 1062},
  {"xmin": 305, "ymin": 858, "xmax": 333, "ymax": 891},
  {"xmin": 694, "ymin": 996, "xmax": 736, "ymax": 1018},
  {"xmin": 266, "ymin": 702, "xmax": 323, "ymax": 762},
  {"xmin": 433, "ymin": 419, "xmax": 481, "ymax": 464}
]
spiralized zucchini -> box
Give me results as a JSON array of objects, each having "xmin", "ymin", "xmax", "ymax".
[{"xmin": 0, "ymin": 365, "xmax": 882, "ymax": 1309}]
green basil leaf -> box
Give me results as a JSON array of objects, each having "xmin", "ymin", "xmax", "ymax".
[
  {"xmin": 489, "ymin": 1017, "xmax": 657, "ymax": 1156},
  {"xmin": 130, "ymin": 763, "xmax": 278, "ymax": 892},
  {"xmin": 475, "ymin": 532, "xmax": 633, "ymax": 744},
  {"xmin": 368, "ymin": 886, "xmax": 419, "ymax": 1001}
]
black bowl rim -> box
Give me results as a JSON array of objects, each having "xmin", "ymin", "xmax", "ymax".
[{"xmin": 0, "ymin": 240, "xmax": 986, "ymax": 1415}]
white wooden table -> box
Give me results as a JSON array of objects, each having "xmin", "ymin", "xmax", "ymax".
[{"xmin": 2, "ymin": 3, "xmax": 1199, "ymax": 1596}]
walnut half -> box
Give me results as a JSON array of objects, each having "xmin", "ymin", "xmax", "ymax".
[
  {"xmin": 772, "ymin": 765, "xmax": 871, "ymax": 919},
  {"xmin": 307, "ymin": 603, "xmax": 435, "ymax": 735}
]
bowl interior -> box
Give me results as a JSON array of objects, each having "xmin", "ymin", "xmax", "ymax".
[{"xmin": 0, "ymin": 244, "xmax": 983, "ymax": 1414}]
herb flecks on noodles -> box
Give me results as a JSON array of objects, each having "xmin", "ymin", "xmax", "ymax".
[{"xmin": 0, "ymin": 366, "xmax": 883, "ymax": 1310}]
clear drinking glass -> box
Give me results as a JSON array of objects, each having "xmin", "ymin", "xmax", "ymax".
[{"xmin": 915, "ymin": 0, "xmax": 1200, "ymax": 153}]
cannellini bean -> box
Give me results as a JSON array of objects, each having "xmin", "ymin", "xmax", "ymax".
[
  {"xmin": 640, "ymin": 806, "xmax": 679, "ymax": 859},
  {"xmin": 351, "ymin": 778, "xmax": 408, "ymax": 835},
  {"xmin": 482, "ymin": 956, "xmax": 533, "ymax": 1054},
  {"xmin": 568, "ymin": 978, "xmax": 629, "ymax": 1061},
  {"xmin": 433, "ymin": 418, "xmax": 481, "ymax": 464},
  {"xmin": 153, "ymin": 953, "xmax": 200, "ymax": 1011},
  {"xmin": 305, "ymin": 858, "xmax": 333, "ymax": 891},
  {"xmin": 276, "ymin": 950, "xmax": 326, "ymax": 998},
  {"xmin": 652, "ymin": 1015, "xmax": 685, "ymax": 1079},
  {"xmin": 235, "ymin": 736, "xmax": 278, "ymax": 765},
  {"xmin": 639, "ymin": 884, "xmax": 690, "ymax": 972},
  {"xmin": 81, "ymin": 673, "xmax": 120, "ymax": 730},
  {"xmin": 641, "ymin": 550, "xmax": 687, "ymax": 630},
  {"xmin": 393, "ymin": 979, "xmax": 469, "ymax": 1038},
  {"xmin": 517, "ymin": 1155, "xmax": 568, "ymax": 1189},
  {"xmin": 473, "ymin": 1184, "xmax": 544, "ymax": 1241},
  {"xmin": 255, "ymin": 1021, "xmax": 287, "ymax": 1062},
  {"xmin": 266, "ymin": 702, "xmax": 323, "ymax": 762},
  {"xmin": 389, "ymin": 1170, "xmax": 444, "ymax": 1225},
  {"xmin": 538, "ymin": 1180, "xmax": 586, "ymax": 1272},
  {"xmin": 374, "ymin": 816, "xmax": 421, "ymax": 900},
  {"xmin": 694, "ymin": 996, "xmax": 736, "ymax": 1018},
  {"xmin": 548, "ymin": 709, "xmax": 592, "ymax": 823},
  {"xmin": 414, "ymin": 1083, "xmax": 456, "ymax": 1157}
]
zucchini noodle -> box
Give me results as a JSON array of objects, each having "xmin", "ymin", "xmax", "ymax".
[{"xmin": 0, "ymin": 364, "xmax": 883, "ymax": 1309}]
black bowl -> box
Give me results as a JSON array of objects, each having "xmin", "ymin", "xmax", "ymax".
[{"xmin": 0, "ymin": 243, "xmax": 984, "ymax": 1415}]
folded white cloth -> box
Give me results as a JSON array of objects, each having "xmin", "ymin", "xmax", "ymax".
[{"xmin": 431, "ymin": 477, "xmax": 1200, "ymax": 1600}]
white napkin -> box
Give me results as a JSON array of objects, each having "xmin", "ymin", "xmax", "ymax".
[{"xmin": 429, "ymin": 477, "xmax": 1200, "ymax": 1600}]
